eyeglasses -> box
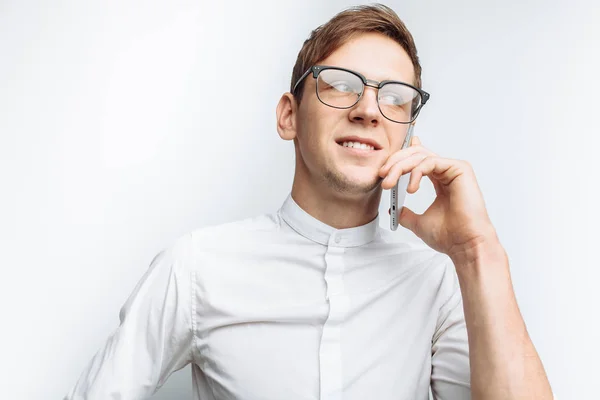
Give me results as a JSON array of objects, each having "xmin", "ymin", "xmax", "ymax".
[{"xmin": 292, "ymin": 65, "xmax": 430, "ymax": 124}]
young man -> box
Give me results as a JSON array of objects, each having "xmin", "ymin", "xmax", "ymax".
[{"xmin": 65, "ymin": 4, "xmax": 553, "ymax": 400}]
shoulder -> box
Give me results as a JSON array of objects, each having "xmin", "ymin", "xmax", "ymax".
[
  {"xmin": 190, "ymin": 213, "xmax": 278, "ymax": 239},
  {"xmin": 373, "ymin": 228, "xmax": 457, "ymax": 296},
  {"xmin": 190, "ymin": 212, "xmax": 279, "ymax": 240},
  {"xmin": 376, "ymin": 229, "xmax": 460, "ymax": 312},
  {"xmin": 164, "ymin": 211, "xmax": 281, "ymax": 260}
]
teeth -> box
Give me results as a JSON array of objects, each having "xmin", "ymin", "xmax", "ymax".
[{"xmin": 342, "ymin": 141, "xmax": 375, "ymax": 150}]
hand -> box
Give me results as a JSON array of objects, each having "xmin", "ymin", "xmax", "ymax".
[{"xmin": 379, "ymin": 136, "xmax": 498, "ymax": 259}]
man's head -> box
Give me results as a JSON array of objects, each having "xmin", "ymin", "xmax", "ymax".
[{"xmin": 276, "ymin": 4, "xmax": 425, "ymax": 198}]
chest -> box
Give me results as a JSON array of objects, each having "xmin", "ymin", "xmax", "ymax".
[{"xmin": 192, "ymin": 254, "xmax": 438, "ymax": 400}]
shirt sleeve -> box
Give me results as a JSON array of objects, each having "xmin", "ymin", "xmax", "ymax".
[
  {"xmin": 430, "ymin": 258, "xmax": 471, "ymax": 400},
  {"xmin": 64, "ymin": 233, "xmax": 196, "ymax": 400}
]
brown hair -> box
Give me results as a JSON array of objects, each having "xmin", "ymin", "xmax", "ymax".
[{"xmin": 290, "ymin": 3, "xmax": 422, "ymax": 104}]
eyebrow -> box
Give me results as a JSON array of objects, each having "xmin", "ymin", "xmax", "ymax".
[{"xmin": 331, "ymin": 64, "xmax": 412, "ymax": 85}]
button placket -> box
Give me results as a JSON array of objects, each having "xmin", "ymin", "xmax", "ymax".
[{"xmin": 319, "ymin": 243, "xmax": 347, "ymax": 400}]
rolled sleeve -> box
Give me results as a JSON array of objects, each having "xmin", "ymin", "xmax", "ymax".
[{"xmin": 64, "ymin": 233, "xmax": 196, "ymax": 400}]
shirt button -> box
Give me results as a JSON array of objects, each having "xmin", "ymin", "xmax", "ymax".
[{"xmin": 334, "ymin": 235, "xmax": 341, "ymax": 243}]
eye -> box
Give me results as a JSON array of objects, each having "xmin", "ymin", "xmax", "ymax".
[
  {"xmin": 379, "ymin": 93, "xmax": 406, "ymax": 106},
  {"xmin": 329, "ymin": 81, "xmax": 354, "ymax": 92}
]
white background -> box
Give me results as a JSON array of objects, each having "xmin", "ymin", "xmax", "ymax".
[{"xmin": 1, "ymin": 0, "xmax": 598, "ymax": 398}]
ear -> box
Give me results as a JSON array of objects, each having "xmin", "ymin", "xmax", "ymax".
[{"xmin": 276, "ymin": 92, "xmax": 298, "ymax": 141}]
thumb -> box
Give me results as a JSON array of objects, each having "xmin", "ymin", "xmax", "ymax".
[{"xmin": 397, "ymin": 205, "xmax": 419, "ymax": 233}]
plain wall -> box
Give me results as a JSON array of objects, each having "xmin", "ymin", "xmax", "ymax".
[{"xmin": 0, "ymin": 0, "xmax": 598, "ymax": 398}]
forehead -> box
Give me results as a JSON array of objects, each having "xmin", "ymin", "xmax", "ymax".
[{"xmin": 318, "ymin": 32, "xmax": 415, "ymax": 84}]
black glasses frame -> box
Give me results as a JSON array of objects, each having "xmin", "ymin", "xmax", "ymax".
[{"xmin": 292, "ymin": 65, "xmax": 430, "ymax": 124}]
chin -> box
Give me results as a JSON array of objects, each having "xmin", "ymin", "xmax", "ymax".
[
  {"xmin": 326, "ymin": 166, "xmax": 381, "ymax": 193},
  {"xmin": 340, "ymin": 164, "xmax": 378, "ymax": 180}
]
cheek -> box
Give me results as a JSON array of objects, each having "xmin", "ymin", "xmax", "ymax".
[
  {"xmin": 295, "ymin": 122, "xmax": 324, "ymax": 161},
  {"xmin": 299, "ymin": 100, "xmax": 348, "ymax": 154},
  {"xmin": 300, "ymin": 113, "xmax": 336, "ymax": 149},
  {"xmin": 388, "ymin": 126, "xmax": 410, "ymax": 151}
]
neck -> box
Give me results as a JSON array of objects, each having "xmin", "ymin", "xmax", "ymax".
[{"xmin": 290, "ymin": 173, "xmax": 382, "ymax": 230}]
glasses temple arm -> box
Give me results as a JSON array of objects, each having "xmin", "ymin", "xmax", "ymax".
[{"xmin": 292, "ymin": 68, "xmax": 313, "ymax": 94}]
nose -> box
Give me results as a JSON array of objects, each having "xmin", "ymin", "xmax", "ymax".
[{"xmin": 347, "ymin": 85, "xmax": 381, "ymax": 126}]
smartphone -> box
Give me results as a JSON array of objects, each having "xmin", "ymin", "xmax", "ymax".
[{"xmin": 390, "ymin": 123, "xmax": 415, "ymax": 231}]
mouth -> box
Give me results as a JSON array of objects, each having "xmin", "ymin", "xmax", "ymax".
[
  {"xmin": 335, "ymin": 137, "xmax": 382, "ymax": 155},
  {"xmin": 335, "ymin": 142, "xmax": 381, "ymax": 157}
]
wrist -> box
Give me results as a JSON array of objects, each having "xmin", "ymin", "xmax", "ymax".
[{"xmin": 449, "ymin": 232, "xmax": 507, "ymax": 273}]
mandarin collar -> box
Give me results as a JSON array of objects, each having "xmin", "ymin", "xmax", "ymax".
[{"xmin": 278, "ymin": 193, "xmax": 380, "ymax": 248}]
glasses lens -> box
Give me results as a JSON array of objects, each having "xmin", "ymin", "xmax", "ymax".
[
  {"xmin": 316, "ymin": 69, "xmax": 363, "ymax": 108},
  {"xmin": 378, "ymin": 83, "xmax": 422, "ymax": 123}
]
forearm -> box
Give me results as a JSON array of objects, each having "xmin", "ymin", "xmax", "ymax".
[{"xmin": 450, "ymin": 237, "xmax": 553, "ymax": 400}]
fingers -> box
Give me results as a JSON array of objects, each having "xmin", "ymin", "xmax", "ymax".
[
  {"xmin": 381, "ymin": 152, "xmax": 428, "ymax": 189},
  {"xmin": 379, "ymin": 136, "xmax": 461, "ymax": 193},
  {"xmin": 382, "ymin": 154, "xmax": 461, "ymax": 193},
  {"xmin": 379, "ymin": 136, "xmax": 437, "ymax": 177},
  {"xmin": 407, "ymin": 156, "xmax": 457, "ymax": 192}
]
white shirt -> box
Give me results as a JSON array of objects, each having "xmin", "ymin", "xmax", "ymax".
[{"xmin": 65, "ymin": 193, "xmax": 471, "ymax": 400}]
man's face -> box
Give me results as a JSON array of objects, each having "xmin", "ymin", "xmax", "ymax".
[{"xmin": 293, "ymin": 32, "xmax": 415, "ymax": 195}]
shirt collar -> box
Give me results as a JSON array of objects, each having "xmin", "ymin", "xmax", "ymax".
[{"xmin": 278, "ymin": 193, "xmax": 380, "ymax": 248}]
